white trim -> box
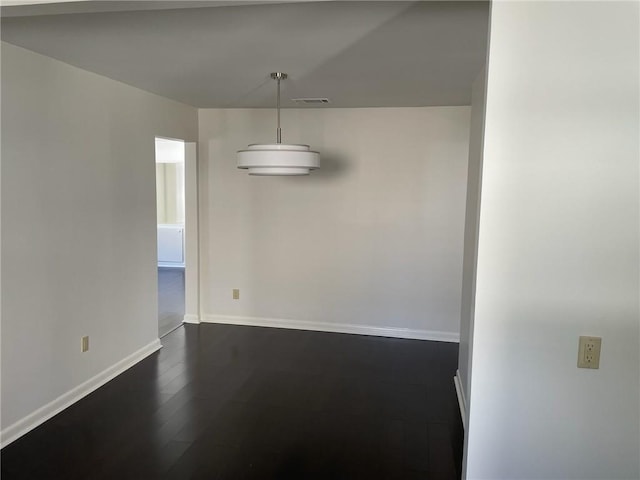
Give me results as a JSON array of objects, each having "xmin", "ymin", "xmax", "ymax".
[
  {"xmin": 158, "ymin": 262, "xmax": 185, "ymax": 269},
  {"xmin": 454, "ymin": 369, "xmax": 467, "ymax": 429},
  {"xmin": 0, "ymin": 339, "xmax": 162, "ymax": 448},
  {"xmin": 184, "ymin": 142, "xmax": 200, "ymax": 325},
  {"xmin": 202, "ymin": 314, "xmax": 460, "ymax": 343},
  {"xmin": 183, "ymin": 314, "xmax": 200, "ymax": 324}
]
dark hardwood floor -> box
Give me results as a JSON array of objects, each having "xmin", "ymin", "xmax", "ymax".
[
  {"xmin": 158, "ymin": 267, "xmax": 185, "ymax": 338},
  {"xmin": 1, "ymin": 324, "xmax": 463, "ymax": 479}
]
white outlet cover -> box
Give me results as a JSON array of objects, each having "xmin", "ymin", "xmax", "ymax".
[{"xmin": 578, "ymin": 336, "xmax": 602, "ymax": 369}]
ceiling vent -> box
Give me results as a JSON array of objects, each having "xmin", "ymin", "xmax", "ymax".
[{"xmin": 291, "ymin": 98, "xmax": 330, "ymax": 105}]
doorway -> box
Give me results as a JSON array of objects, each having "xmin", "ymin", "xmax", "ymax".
[{"xmin": 155, "ymin": 137, "xmax": 186, "ymax": 337}]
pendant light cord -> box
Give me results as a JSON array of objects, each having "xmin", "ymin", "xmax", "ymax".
[
  {"xmin": 270, "ymin": 72, "xmax": 287, "ymax": 144},
  {"xmin": 276, "ymin": 75, "xmax": 282, "ymax": 144}
]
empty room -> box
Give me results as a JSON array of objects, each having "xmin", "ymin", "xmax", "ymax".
[{"xmin": 1, "ymin": 1, "xmax": 638, "ymax": 480}]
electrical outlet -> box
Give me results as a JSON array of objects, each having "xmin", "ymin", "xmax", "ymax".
[
  {"xmin": 81, "ymin": 336, "xmax": 89, "ymax": 353},
  {"xmin": 578, "ymin": 336, "xmax": 601, "ymax": 369},
  {"xmin": 232, "ymin": 289, "xmax": 240, "ymax": 300}
]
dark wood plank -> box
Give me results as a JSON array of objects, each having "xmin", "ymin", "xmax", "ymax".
[
  {"xmin": 1, "ymin": 324, "xmax": 463, "ymax": 479},
  {"xmin": 158, "ymin": 267, "xmax": 184, "ymax": 337}
]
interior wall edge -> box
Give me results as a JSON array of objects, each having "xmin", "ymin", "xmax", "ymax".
[
  {"xmin": 183, "ymin": 314, "xmax": 201, "ymax": 324},
  {"xmin": 202, "ymin": 314, "xmax": 460, "ymax": 343},
  {"xmin": 0, "ymin": 339, "xmax": 162, "ymax": 448},
  {"xmin": 453, "ymin": 369, "xmax": 467, "ymax": 430}
]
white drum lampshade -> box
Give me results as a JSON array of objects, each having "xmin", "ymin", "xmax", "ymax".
[
  {"xmin": 237, "ymin": 72, "xmax": 320, "ymax": 176},
  {"xmin": 237, "ymin": 144, "xmax": 320, "ymax": 176}
]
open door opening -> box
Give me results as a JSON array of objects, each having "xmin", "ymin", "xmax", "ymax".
[{"xmin": 155, "ymin": 137, "xmax": 186, "ymax": 337}]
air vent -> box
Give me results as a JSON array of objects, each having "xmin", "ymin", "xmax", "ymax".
[{"xmin": 291, "ymin": 98, "xmax": 330, "ymax": 105}]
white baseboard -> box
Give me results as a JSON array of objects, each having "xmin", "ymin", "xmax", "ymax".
[
  {"xmin": 183, "ymin": 314, "xmax": 200, "ymax": 324},
  {"xmin": 202, "ymin": 314, "xmax": 459, "ymax": 343},
  {"xmin": 454, "ymin": 369, "xmax": 467, "ymax": 429},
  {"xmin": 0, "ymin": 339, "xmax": 162, "ymax": 448}
]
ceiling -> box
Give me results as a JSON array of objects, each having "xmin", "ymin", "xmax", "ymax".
[{"xmin": 1, "ymin": 1, "xmax": 489, "ymax": 108}]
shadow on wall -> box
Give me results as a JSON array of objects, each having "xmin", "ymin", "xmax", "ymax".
[{"xmin": 283, "ymin": 152, "xmax": 350, "ymax": 182}]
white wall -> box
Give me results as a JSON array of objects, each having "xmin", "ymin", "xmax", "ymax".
[
  {"xmin": 184, "ymin": 142, "xmax": 200, "ymax": 322},
  {"xmin": 457, "ymin": 67, "xmax": 486, "ymax": 407},
  {"xmin": 198, "ymin": 107, "xmax": 470, "ymax": 339},
  {"xmin": 156, "ymin": 163, "xmax": 185, "ymax": 225},
  {"xmin": 155, "ymin": 138, "xmax": 186, "ymax": 225},
  {"xmin": 465, "ymin": 2, "xmax": 639, "ymax": 479},
  {"xmin": 1, "ymin": 42, "xmax": 197, "ymax": 440},
  {"xmin": 155, "ymin": 137, "xmax": 185, "ymax": 164},
  {"xmin": 155, "ymin": 162, "xmax": 167, "ymax": 223}
]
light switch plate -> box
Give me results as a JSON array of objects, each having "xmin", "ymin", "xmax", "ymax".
[
  {"xmin": 232, "ymin": 289, "xmax": 240, "ymax": 300},
  {"xmin": 578, "ymin": 336, "xmax": 601, "ymax": 369},
  {"xmin": 81, "ymin": 336, "xmax": 89, "ymax": 353}
]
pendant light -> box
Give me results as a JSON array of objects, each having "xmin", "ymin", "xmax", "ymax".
[{"xmin": 237, "ymin": 72, "xmax": 320, "ymax": 176}]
